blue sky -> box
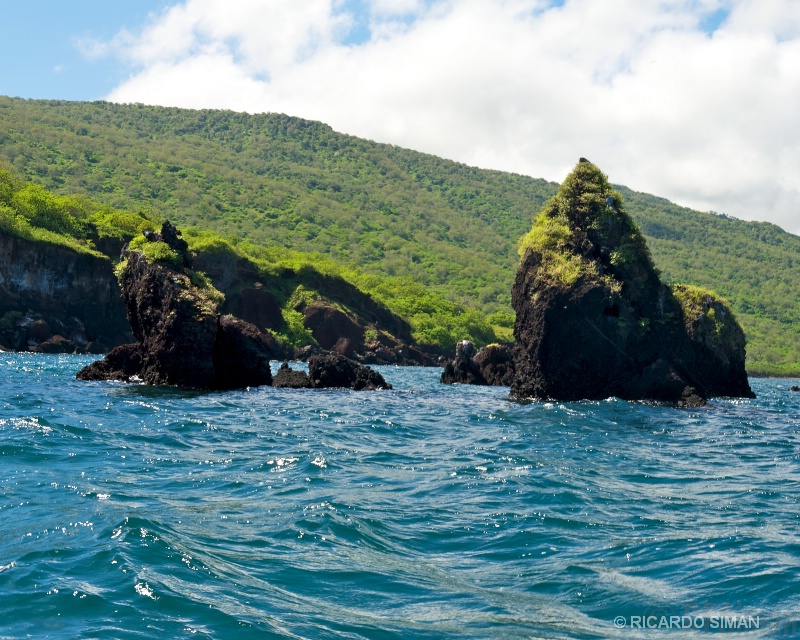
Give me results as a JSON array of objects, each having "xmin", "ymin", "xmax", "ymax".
[
  {"xmin": 0, "ymin": 1, "xmax": 169, "ymax": 100},
  {"xmin": 0, "ymin": 0, "xmax": 432, "ymax": 99},
  {"xmin": 1, "ymin": 1, "xmax": 798, "ymax": 234}
]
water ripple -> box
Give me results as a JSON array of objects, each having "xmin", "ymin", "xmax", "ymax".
[{"xmin": 0, "ymin": 355, "xmax": 798, "ymax": 638}]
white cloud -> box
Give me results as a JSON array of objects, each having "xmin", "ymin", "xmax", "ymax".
[
  {"xmin": 100, "ymin": 0, "xmax": 800, "ymax": 233},
  {"xmin": 366, "ymin": 0, "xmax": 426, "ymax": 17}
]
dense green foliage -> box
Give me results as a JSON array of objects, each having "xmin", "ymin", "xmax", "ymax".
[
  {"xmin": 127, "ymin": 236, "xmax": 183, "ymax": 268},
  {"xmin": 0, "ymin": 165, "xmax": 495, "ymax": 352},
  {"xmin": 0, "ymin": 97, "xmax": 798, "ymax": 373},
  {"xmin": 0, "ymin": 164, "xmax": 152, "ymax": 256},
  {"xmin": 0, "ymin": 97, "xmax": 552, "ymax": 313},
  {"xmin": 519, "ymin": 160, "xmax": 656, "ymax": 299}
]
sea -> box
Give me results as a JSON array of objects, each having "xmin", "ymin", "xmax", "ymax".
[{"xmin": 1, "ymin": 353, "xmax": 799, "ymax": 639}]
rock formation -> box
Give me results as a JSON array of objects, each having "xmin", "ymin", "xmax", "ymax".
[
  {"xmin": 511, "ymin": 160, "xmax": 753, "ymax": 405},
  {"xmin": 78, "ymin": 222, "xmax": 276, "ymax": 389},
  {"xmin": 440, "ymin": 340, "xmax": 487, "ymax": 384},
  {"xmin": 307, "ymin": 352, "xmax": 392, "ymax": 390},
  {"xmin": 272, "ymin": 355, "xmax": 392, "ymax": 390},
  {"xmin": 440, "ymin": 340, "xmax": 515, "ymax": 386},
  {"xmin": 273, "ymin": 362, "xmax": 311, "ymax": 388},
  {"xmin": 78, "ymin": 222, "xmax": 391, "ymax": 392},
  {"xmin": 193, "ymin": 247, "xmax": 433, "ymax": 366},
  {"xmin": 473, "ymin": 344, "xmax": 516, "ymax": 386}
]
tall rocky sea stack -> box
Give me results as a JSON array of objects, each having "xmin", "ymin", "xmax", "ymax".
[
  {"xmin": 511, "ymin": 159, "xmax": 754, "ymax": 405},
  {"xmin": 77, "ymin": 222, "xmax": 276, "ymax": 389}
]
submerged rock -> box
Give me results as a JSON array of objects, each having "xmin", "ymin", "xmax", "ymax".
[
  {"xmin": 511, "ymin": 160, "xmax": 753, "ymax": 405},
  {"xmin": 273, "ymin": 355, "xmax": 390, "ymax": 390}
]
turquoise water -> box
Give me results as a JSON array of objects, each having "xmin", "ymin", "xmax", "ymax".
[{"xmin": 1, "ymin": 354, "xmax": 799, "ymax": 639}]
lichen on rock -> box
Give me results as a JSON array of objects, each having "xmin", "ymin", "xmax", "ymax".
[{"xmin": 511, "ymin": 159, "xmax": 753, "ymax": 404}]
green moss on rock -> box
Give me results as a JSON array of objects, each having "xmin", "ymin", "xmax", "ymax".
[
  {"xmin": 518, "ymin": 159, "xmax": 657, "ymax": 297},
  {"xmin": 512, "ymin": 159, "xmax": 753, "ymax": 402}
]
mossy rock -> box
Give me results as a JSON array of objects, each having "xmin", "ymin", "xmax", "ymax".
[{"xmin": 512, "ymin": 159, "xmax": 753, "ymax": 402}]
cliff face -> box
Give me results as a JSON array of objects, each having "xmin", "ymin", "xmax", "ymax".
[
  {"xmin": 511, "ymin": 160, "xmax": 753, "ymax": 404},
  {"xmin": 0, "ymin": 232, "xmax": 131, "ymax": 351}
]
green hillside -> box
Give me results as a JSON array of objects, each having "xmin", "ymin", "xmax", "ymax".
[
  {"xmin": 0, "ymin": 96, "xmax": 798, "ymax": 374},
  {"xmin": 0, "ymin": 167, "xmax": 495, "ymax": 354}
]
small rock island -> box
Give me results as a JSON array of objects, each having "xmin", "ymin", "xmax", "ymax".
[
  {"xmin": 78, "ymin": 222, "xmax": 390, "ymax": 391},
  {"xmin": 509, "ymin": 159, "xmax": 754, "ymax": 405}
]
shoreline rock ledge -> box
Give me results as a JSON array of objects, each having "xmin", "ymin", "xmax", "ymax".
[{"xmin": 510, "ymin": 159, "xmax": 754, "ymax": 405}]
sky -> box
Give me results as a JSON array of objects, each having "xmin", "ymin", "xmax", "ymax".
[{"xmin": 1, "ymin": 0, "xmax": 799, "ymax": 234}]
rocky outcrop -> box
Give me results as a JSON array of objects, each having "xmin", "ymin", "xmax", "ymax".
[
  {"xmin": 308, "ymin": 352, "xmax": 392, "ymax": 390},
  {"xmin": 272, "ymin": 355, "xmax": 392, "ymax": 390},
  {"xmin": 225, "ymin": 286, "xmax": 283, "ymax": 332},
  {"xmin": 214, "ymin": 315, "xmax": 274, "ymax": 390},
  {"xmin": 303, "ymin": 302, "xmax": 364, "ymax": 350},
  {"xmin": 78, "ymin": 223, "xmax": 276, "ymax": 389},
  {"xmin": 273, "ymin": 362, "xmax": 311, "ymax": 388},
  {"xmin": 78, "ymin": 222, "xmax": 391, "ymax": 392},
  {"xmin": 440, "ymin": 340, "xmax": 486, "ymax": 384},
  {"xmin": 193, "ymin": 249, "xmax": 432, "ymax": 365},
  {"xmin": 287, "ymin": 300, "xmax": 433, "ymax": 366},
  {"xmin": 0, "ymin": 232, "xmax": 131, "ymax": 352},
  {"xmin": 511, "ymin": 160, "xmax": 753, "ymax": 405},
  {"xmin": 357, "ymin": 334, "xmax": 434, "ymax": 366},
  {"xmin": 473, "ymin": 344, "xmax": 516, "ymax": 386},
  {"xmin": 78, "ymin": 343, "xmax": 144, "ymax": 382},
  {"xmin": 440, "ymin": 340, "xmax": 515, "ymax": 386},
  {"xmin": 36, "ymin": 335, "xmax": 80, "ymax": 354}
]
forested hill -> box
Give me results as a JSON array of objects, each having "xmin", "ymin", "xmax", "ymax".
[{"xmin": 0, "ymin": 96, "xmax": 798, "ymax": 375}]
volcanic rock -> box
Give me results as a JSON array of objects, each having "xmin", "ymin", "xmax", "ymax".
[
  {"xmin": 224, "ymin": 286, "xmax": 283, "ymax": 331},
  {"xmin": 473, "ymin": 344, "xmax": 516, "ymax": 386},
  {"xmin": 78, "ymin": 226, "xmax": 275, "ymax": 389},
  {"xmin": 272, "ymin": 362, "xmax": 311, "ymax": 388},
  {"xmin": 0, "ymin": 233, "xmax": 132, "ymax": 352},
  {"xmin": 35, "ymin": 335, "xmax": 78, "ymax": 354},
  {"xmin": 26, "ymin": 319, "xmax": 52, "ymax": 343},
  {"xmin": 511, "ymin": 160, "xmax": 753, "ymax": 404},
  {"xmin": 440, "ymin": 341, "xmax": 516, "ymax": 386},
  {"xmin": 77, "ymin": 343, "xmax": 144, "ymax": 382},
  {"xmin": 303, "ymin": 302, "xmax": 364, "ymax": 351},
  {"xmin": 307, "ymin": 352, "xmax": 392, "ymax": 390},
  {"xmin": 440, "ymin": 340, "xmax": 486, "ymax": 385},
  {"xmin": 214, "ymin": 315, "xmax": 274, "ymax": 389}
]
